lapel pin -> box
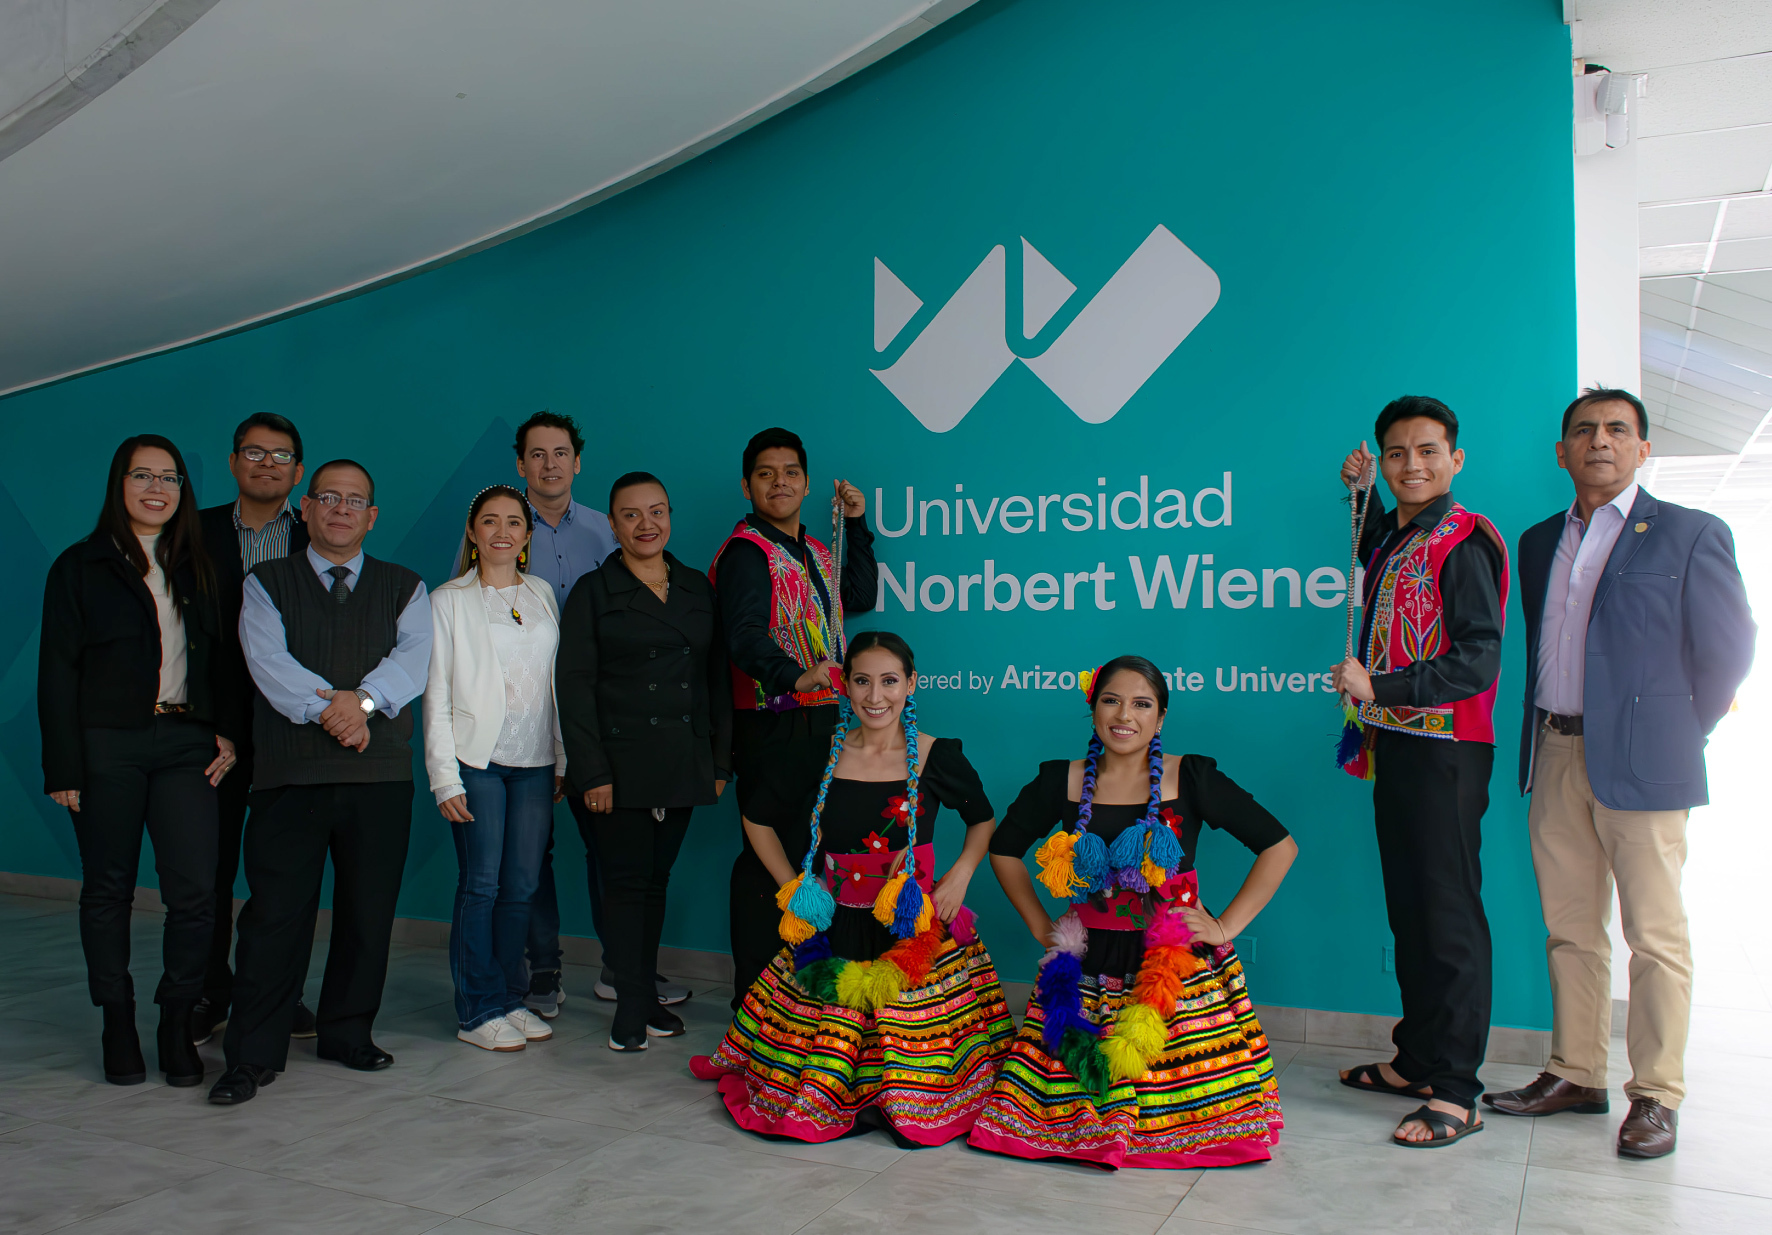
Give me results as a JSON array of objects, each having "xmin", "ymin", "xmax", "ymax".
[{"xmin": 1634, "ymin": 522, "xmax": 1648, "ymax": 532}]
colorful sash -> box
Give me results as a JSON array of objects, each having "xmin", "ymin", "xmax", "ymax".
[
  {"xmin": 712, "ymin": 520, "xmax": 843, "ymax": 711},
  {"xmin": 1357, "ymin": 504, "xmax": 1509, "ymax": 744}
]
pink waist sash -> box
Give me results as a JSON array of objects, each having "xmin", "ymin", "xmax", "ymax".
[
  {"xmin": 1073, "ymin": 868, "xmax": 1200, "ymax": 931},
  {"xmin": 824, "ymin": 843, "xmax": 936, "ymax": 907}
]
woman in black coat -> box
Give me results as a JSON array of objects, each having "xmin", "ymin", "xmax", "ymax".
[
  {"xmin": 557, "ymin": 471, "xmax": 732, "ymax": 1052},
  {"xmin": 39, "ymin": 435, "xmax": 243, "ymax": 1088}
]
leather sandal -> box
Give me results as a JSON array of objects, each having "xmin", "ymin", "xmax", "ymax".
[
  {"xmin": 1340, "ymin": 1062, "xmax": 1431, "ymax": 1098},
  {"xmin": 1394, "ymin": 1103, "xmax": 1484, "ymax": 1148}
]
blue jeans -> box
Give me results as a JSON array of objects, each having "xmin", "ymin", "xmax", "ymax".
[
  {"xmin": 524, "ymin": 790, "xmax": 607, "ymax": 976},
  {"xmin": 450, "ymin": 762, "xmax": 554, "ymax": 1030}
]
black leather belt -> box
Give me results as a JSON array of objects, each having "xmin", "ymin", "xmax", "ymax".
[{"xmin": 1544, "ymin": 712, "xmax": 1583, "ymax": 737}]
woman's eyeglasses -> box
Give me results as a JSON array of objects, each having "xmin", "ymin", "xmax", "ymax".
[
  {"xmin": 126, "ymin": 470, "xmax": 184, "ymax": 490},
  {"xmin": 310, "ymin": 491, "xmax": 371, "ymax": 511},
  {"xmin": 239, "ymin": 446, "xmax": 297, "ymax": 465}
]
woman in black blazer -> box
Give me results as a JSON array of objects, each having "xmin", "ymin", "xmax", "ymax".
[
  {"xmin": 557, "ymin": 471, "xmax": 732, "ymax": 1052},
  {"xmin": 38, "ymin": 435, "xmax": 243, "ymax": 1089}
]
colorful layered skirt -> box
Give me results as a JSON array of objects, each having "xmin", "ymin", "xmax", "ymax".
[
  {"xmin": 692, "ymin": 921, "xmax": 1015, "ymax": 1145},
  {"xmin": 969, "ymin": 898, "xmax": 1283, "ymax": 1169}
]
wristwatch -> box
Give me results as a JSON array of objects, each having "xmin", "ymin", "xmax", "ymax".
[{"xmin": 353, "ymin": 688, "xmax": 377, "ymax": 716}]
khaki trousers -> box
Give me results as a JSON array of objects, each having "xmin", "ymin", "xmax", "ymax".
[{"xmin": 1528, "ymin": 728, "xmax": 1692, "ymax": 1107}]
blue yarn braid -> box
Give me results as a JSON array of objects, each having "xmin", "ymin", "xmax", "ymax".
[
  {"xmin": 1071, "ymin": 735, "xmax": 1109, "ymax": 892},
  {"xmin": 887, "ymin": 693, "xmax": 928, "ymax": 937},
  {"xmin": 786, "ymin": 695, "xmax": 851, "ymax": 931},
  {"xmin": 1146, "ymin": 730, "xmax": 1182, "ymax": 870}
]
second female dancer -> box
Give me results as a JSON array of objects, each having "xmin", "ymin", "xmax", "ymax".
[
  {"xmin": 691, "ymin": 631, "xmax": 1014, "ymax": 1145},
  {"xmin": 970, "ymin": 655, "xmax": 1297, "ymax": 1168}
]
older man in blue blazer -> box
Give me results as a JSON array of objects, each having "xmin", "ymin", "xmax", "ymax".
[{"xmin": 1483, "ymin": 388, "xmax": 1755, "ymax": 1160}]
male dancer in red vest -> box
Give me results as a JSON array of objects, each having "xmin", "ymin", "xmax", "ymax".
[
  {"xmin": 1330, "ymin": 396, "xmax": 1509, "ymax": 1149},
  {"xmin": 712, "ymin": 428, "xmax": 876, "ymax": 1007}
]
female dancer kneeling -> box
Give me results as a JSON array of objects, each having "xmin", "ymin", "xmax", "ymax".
[
  {"xmin": 969, "ymin": 655, "xmax": 1298, "ymax": 1169},
  {"xmin": 691, "ymin": 631, "xmax": 1013, "ymax": 1145}
]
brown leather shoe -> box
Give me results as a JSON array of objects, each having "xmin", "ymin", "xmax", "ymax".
[
  {"xmin": 1617, "ymin": 1097, "xmax": 1678, "ymax": 1159},
  {"xmin": 1482, "ymin": 1071, "xmax": 1609, "ymax": 1116}
]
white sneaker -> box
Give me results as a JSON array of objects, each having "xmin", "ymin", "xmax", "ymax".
[
  {"xmin": 458, "ymin": 1016, "xmax": 526, "ymax": 1052},
  {"xmin": 506, "ymin": 1007, "xmax": 553, "ymax": 1042}
]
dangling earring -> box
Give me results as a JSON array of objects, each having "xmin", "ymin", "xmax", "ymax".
[
  {"xmin": 518, "ymin": 546, "xmax": 528, "ymax": 570},
  {"xmin": 469, "ymin": 545, "xmax": 479, "ymax": 563}
]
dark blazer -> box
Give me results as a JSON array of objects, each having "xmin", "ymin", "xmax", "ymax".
[
  {"xmin": 557, "ymin": 550, "xmax": 733, "ymax": 808},
  {"xmin": 1517, "ymin": 487, "xmax": 1755, "ymax": 811},
  {"xmin": 38, "ymin": 533, "xmax": 244, "ymax": 792},
  {"xmin": 199, "ymin": 501, "xmax": 307, "ymax": 754}
]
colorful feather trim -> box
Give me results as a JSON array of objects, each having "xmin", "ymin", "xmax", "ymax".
[{"xmin": 787, "ymin": 917, "xmax": 956, "ymax": 1013}]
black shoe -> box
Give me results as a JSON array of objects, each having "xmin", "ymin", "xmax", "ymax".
[
  {"xmin": 646, "ymin": 1007, "xmax": 686, "ymax": 1038},
  {"xmin": 208, "ymin": 1064, "xmax": 276, "ymax": 1105},
  {"xmin": 101, "ymin": 1001, "xmax": 146, "ymax": 1086},
  {"xmin": 608, "ymin": 1002, "xmax": 650, "ymax": 1052},
  {"xmin": 157, "ymin": 1000, "xmax": 206, "ymax": 1087},
  {"xmin": 290, "ymin": 999, "xmax": 318, "ymax": 1039},
  {"xmin": 190, "ymin": 996, "xmax": 228, "ymax": 1046},
  {"xmin": 317, "ymin": 1041, "xmax": 394, "ymax": 1071}
]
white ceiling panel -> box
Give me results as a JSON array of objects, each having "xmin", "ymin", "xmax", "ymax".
[
  {"xmin": 0, "ymin": 0, "xmax": 970, "ymax": 395},
  {"xmin": 1721, "ymin": 196, "xmax": 1772, "ymax": 239},
  {"xmin": 1640, "ymin": 244, "xmax": 1708, "ymax": 276},
  {"xmin": 1712, "ymin": 237, "xmax": 1772, "ymax": 273},
  {"xmin": 1636, "ymin": 125, "xmax": 1772, "ymax": 203},
  {"xmin": 1575, "ymin": 0, "xmax": 1772, "ymax": 71},
  {"xmin": 1640, "ymin": 201, "xmax": 1719, "ymax": 247},
  {"xmin": 1629, "ymin": 52, "xmax": 1772, "ymax": 138}
]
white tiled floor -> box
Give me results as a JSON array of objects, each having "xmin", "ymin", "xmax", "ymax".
[{"xmin": 3, "ymin": 892, "xmax": 1771, "ymax": 1233}]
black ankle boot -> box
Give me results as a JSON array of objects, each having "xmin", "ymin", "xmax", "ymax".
[
  {"xmin": 101, "ymin": 1002, "xmax": 146, "ymax": 1085},
  {"xmin": 158, "ymin": 999, "xmax": 206, "ymax": 1087}
]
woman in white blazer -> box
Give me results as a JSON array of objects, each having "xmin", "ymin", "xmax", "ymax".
[{"xmin": 423, "ymin": 485, "xmax": 565, "ymax": 1053}]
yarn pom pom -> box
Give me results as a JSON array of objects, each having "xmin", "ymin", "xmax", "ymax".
[
  {"xmin": 795, "ymin": 957, "xmax": 843, "ymax": 1003},
  {"xmin": 778, "ymin": 909, "xmax": 817, "ymax": 945},
  {"xmin": 1140, "ymin": 856, "xmax": 1168, "ymax": 889},
  {"xmin": 1103, "ymin": 1003, "xmax": 1168, "ymax": 1080},
  {"xmin": 1049, "ymin": 913, "xmax": 1089, "ymax": 957},
  {"xmin": 949, "ymin": 905, "xmax": 978, "ymax": 946},
  {"xmin": 1114, "ymin": 865, "xmax": 1150, "ymax": 894},
  {"xmin": 886, "ymin": 928, "xmax": 944, "ymax": 988},
  {"xmin": 1072, "ymin": 831, "xmax": 1110, "ymax": 891},
  {"xmin": 1034, "ymin": 830, "xmax": 1083, "ymax": 897},
  {"xmin": 1147, "ymin": 820, "xmax": 1182, "ymax": 871},
  {"xmin": 1134, "ymin": 944, "xmax": 1195, "ymax": 1012},
  {"xmin": 775, "ymin": 873, "xmax": 803, "ymax": 910},
  {"xmin": 1107, "ymin": 821, "xmax": 1147, "ymax": 870},
  {"xmin": 834, "ymin": 960, "xmax": 874, "ymax": 1010},
  {"xmin": 787, "ymin": 869, "xmax": 835, "ymax": 933},
  {"xmin": 890, "ymin": 877, "xmax": 926, "ymax": 939},
  {"xmin": 1035, "ymin": 952, "xmax": 1084, "ymax": 1051},
  {"xmin": 871, "ymin": 872, "xmax": 908, "ymax": 927},
  {"xmin": 859, "ymin": 957, "xmax": 905, "ymax": 1010},
  {"xmin": 1145, "ymin": 906, "xmax": 1194, "ymax": 949},
  {"xmin": 909, "ymin": 892, "xmax": 934, "ymax": 937},
  {"xmin": 792, "ymin": 935, "xmax": 833, "ymax": 969},
  {"xmin": 1059, "ymin": 1026, "xmax": 1113, "ymax": 1097}
]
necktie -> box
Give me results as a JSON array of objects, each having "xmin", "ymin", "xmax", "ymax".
[{"xmin": 327, "ymin": 565, "xmax": 352, "ymax": 604}]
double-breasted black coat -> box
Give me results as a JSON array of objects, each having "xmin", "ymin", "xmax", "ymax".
[{"xmin": 557, "ymin": 550, "xmax": 733, "ymax": 809}]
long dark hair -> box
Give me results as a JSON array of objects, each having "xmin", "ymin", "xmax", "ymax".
[
  {"xmin": 456, "ymin": 484, "xmax": 534, "ymax": 577},
  {"xmin": 96, "ymin": 435, "xmax": 214, "ymax": 605}
]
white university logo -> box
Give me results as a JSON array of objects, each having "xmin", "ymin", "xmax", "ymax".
[{"xmin": 871, "ymin": 225, "xmax": 1220, "ymax": 432}]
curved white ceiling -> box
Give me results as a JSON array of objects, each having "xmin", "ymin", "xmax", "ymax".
[{"xmin": 0, "ymin": 0, "xmax": 971, "ymax": 396}]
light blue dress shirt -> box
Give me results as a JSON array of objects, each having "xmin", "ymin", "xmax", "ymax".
[
  {"xmin": 526, "ymin": 497, "xmax": 618, "ymax": 610},
  {"xmin": 240, "ymin": 545, "xmax": 434, "ymax": 724}
]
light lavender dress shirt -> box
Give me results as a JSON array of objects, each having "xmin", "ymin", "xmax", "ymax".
[{"xmin": 1533, "ymin": 482, "xmax": 1638, "ymax": 716}]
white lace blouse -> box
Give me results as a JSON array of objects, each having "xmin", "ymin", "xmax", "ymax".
[{"xmin": 481, "ymin": 583, "xmax": 559, "ymax": 768}]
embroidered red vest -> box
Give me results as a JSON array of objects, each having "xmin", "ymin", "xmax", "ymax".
[
  {"xmin": 711, "ymin": 520, "xmax": 843, "ymax": 712},
  {"xmin": 1358, "ymin": 504, "xmax": 1510, "ymax": 743}
]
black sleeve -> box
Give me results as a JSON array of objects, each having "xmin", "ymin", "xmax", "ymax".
[
  {"xmin": 988, "ymin": 760, "xmax": 1071, "ymax": 857},
  {"xmin": 714, "ymin": 538, "xmax": 805, "ymax": 697},
  {"xmin": 841, "ymin": 515, "xmax": 877, "ymax": 616},
  {"xmin": 208, "ymin": 586, "xmax": 248, "ymax": 745},
  {"xmin": 1177, "ymin": 755, "xmax": 1289, "ymax": 855},
  {"xmin": 702, "ymin": 572, "xmax": 734, "ymax": 781},
  {"xmin": 38, "ymin": 548, "xmax": 85, "ymax": 793},
  {"xmin": 1356, "ymin": 493, "xmax": 1390, "ymax": 570},
  {"xmin": 920, "ymin": 738, "xmax": 994, "ymax": 825},
  {"xmin": 556, "ymin": 575, "xmax": 612, "ymax": 794},
  {"xmin": 1369, "ymin": 531, "xmax": 1505, "ymax": 708}
]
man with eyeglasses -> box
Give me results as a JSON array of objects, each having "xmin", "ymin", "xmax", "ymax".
[
  {"xmin": 194, "ymin": 413, "xmax": 316, "ymax": 1047},
  {"xmin": 210, "ymin": 460, "xmax": 433, "ymax": 1105}
]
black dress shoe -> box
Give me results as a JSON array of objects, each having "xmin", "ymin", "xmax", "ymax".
[
  {"xmin": 190, "ymin": 996, "xmax": 227, "ymax": 1046},
  {"xmin": 208, "ymin": 1064, "xmax": 276, "ymax": 1105},
  {"xmin": 157, "ymin": 1000, "xmax": 206, "ymax": 1087},
  {"xmin": 317, "ymin": 1042, "xmax": 394, "ymax": 1071},
  {"xmin": 101, "ymin": 1001, "xmax": 146, "ymax": 1086},
  {"xmin": 290, "ymin": 999, "xmax": 318, "ymax": 1039}
]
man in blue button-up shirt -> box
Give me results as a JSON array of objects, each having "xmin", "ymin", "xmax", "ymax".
[{"xmin": 510, "ymin": 413, "xmax": 686, "ymax": 1015}]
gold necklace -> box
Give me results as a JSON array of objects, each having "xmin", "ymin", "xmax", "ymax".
[{"xmin": 628, "ymin": 555, "xmax": 669, "ymax": 599}]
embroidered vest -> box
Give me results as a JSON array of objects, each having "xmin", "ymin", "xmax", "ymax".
[
  {"xmin": 711, "ymin": 520, "xmax": 843, "ymax": 711},
  {"xmin": 1357, "ymin": 504, "xmax": 1510, "ymax": 743}
]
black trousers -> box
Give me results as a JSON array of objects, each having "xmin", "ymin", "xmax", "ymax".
[
  {"xmin": 71, "ymin": 717, "xmax": 219, "ymax": 1006},
  {"xmin": 1371, "ymin": 729, "xmax": 1494, "ymax": 1105},
  {"xmin": 590, "ymin": 807, "xmax": 692, "ymax": 1012},
  {"xmin": 224, "ymin": 780, "xmax": 413, "ymax": 1070},
  {"xmin": 200, "ymin": 751, "xmax": 315, "ymax": 1011},
  {"xmin": 728, "ymin": 707, "xmax": 826, "ymax": 1008}
]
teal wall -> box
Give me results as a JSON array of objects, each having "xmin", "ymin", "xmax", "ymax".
[{"xmin": 0, "ymin": 0, "xmax": 1574, "ymax": 1027}]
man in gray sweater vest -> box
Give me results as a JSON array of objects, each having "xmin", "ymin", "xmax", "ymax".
[{"xmin": 211, "ymin": 460, "xmax": 433, "ymax": 1106}]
